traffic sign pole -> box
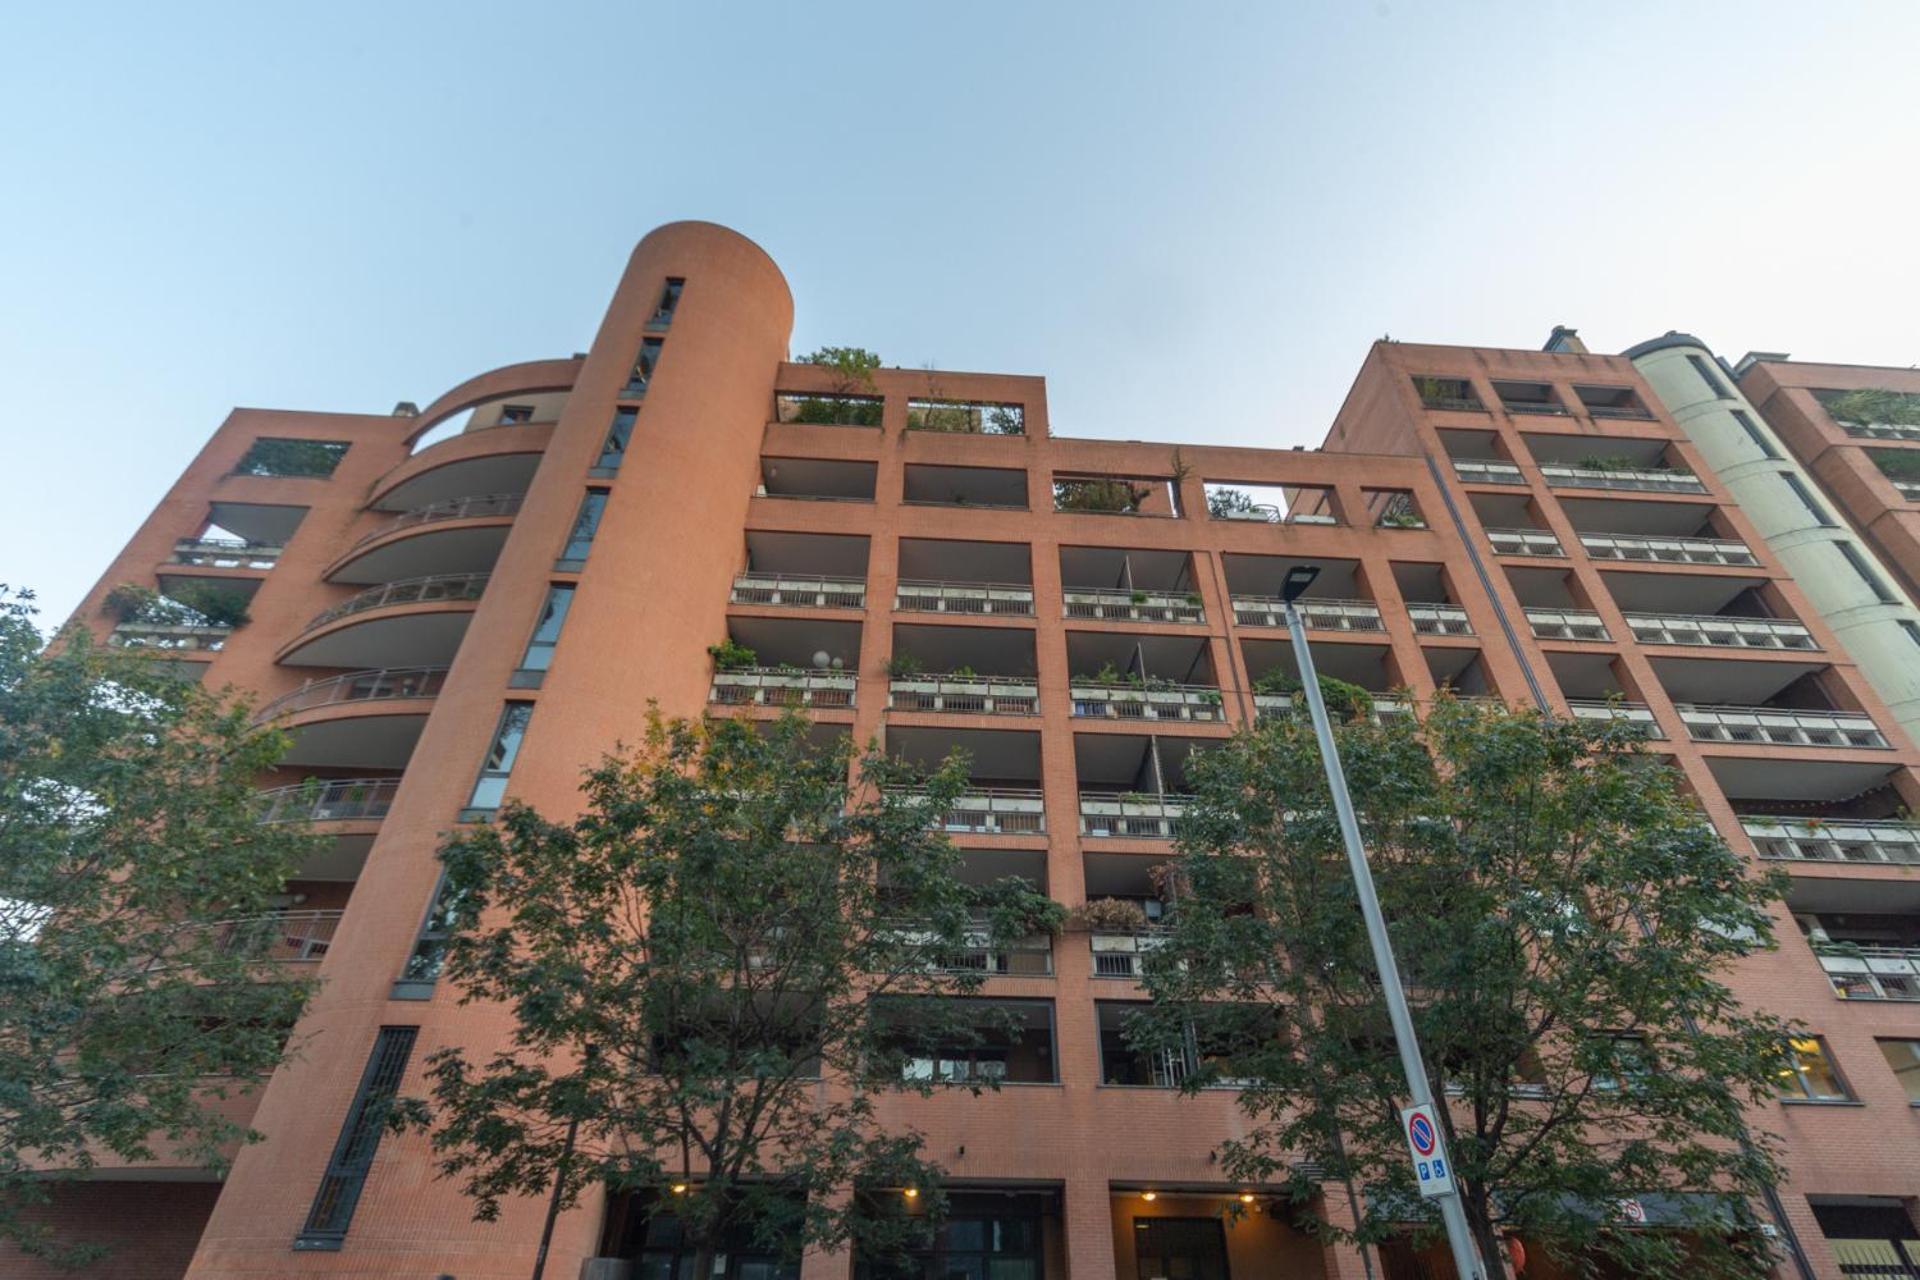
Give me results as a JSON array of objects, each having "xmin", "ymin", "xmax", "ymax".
[{"xmin": 1284, "ymin": 601, "xmax": 1492, "ymax": 1280}]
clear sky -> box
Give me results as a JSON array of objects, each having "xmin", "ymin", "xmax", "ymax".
[{"xmin": 4, "ymin": 2, "xmax": 1916, "ymax": 623}]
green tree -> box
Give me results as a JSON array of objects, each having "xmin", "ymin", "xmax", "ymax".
[
  {"xmin": 1206, "ymin": 487, "xmax": 1259, "ymax": 519},
  {"xmin": 0, "ymin": 587, "xmax": 317, "ymax": 1266},
  {"xmin": 1137, "ymin": 695, "xmax": 1790, "ymax": 1278},
  {"xmin": 796, "ymin": 346, "xmax": 883, "ymax": 394},
  {"xmin": 395, "ymin": 713, "xmax": 1062, "ymax": 1276}
]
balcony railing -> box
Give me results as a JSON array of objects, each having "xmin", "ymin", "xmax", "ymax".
[
  {"xmin": 1080, "ymin": 793, "xmax": 1191, "ymax": 839},
  {"xmin": 1091, "ymin": 930, "xmax": 1170, "ymax": 978},
  {"xmin": 1678, "ymin": 704, "xmax": 1887, "ymax": 749},
  {"xmin": 889, "ymin": 674, "xmax": 1038, "ymax": 716},
  {"xmin": 109, "ymin": 621, "xmax": 231, "ymax": 652},
  {"xmin": 1500, "ymin": 399, "xmax": 1569, "ymax": 416},
  {"xmin": 1452, "ymin": 458, "xmax": 1526, "ymax": 486},
  {"xmin": 1069, "ymin": 682, "xmax": 1224, "ymax": 722},
  {"xmin": 1525, "ymin": 608, "xmax": 1611, "ymax": 641},
  {"xmin": 1214, "ymin": 504, "xmax": 1338, "ymax": 526},
  {"xmin": 1582, "ymin": 404, "xmax": 1655, "ymax": 421},
  {"xmin": 1422, "ymin": 396, "xmax": 1485, "ymax": 413},
  {"xmin": 1578, "ymin": 533, "xmax": 1758, "ymax": 566},
  {"xmin": 303, "ymin": 572, "xmax": 489, "ymax": 632},
  {"xmin": 1233, "ymin": 596, "xmax": 1383, "ymax": 631},
  {"xmin": 939, "ymin": 928, "xmax": 1053, "ymax": 975},
  {"xmin": 728, "ymin": 572, "xmax": 866, "ymax": 609},
  {"xmin": 1841, "ymin": 421, "xmax": 1920, "ymax": 442},
  {"xmin": 1893, "ymin": 479, "xmax": 1920, "ymax": 502},
  {"xmin": 208, "ymin": 909, "xmax": 344, "ymax": 963},
  {"xmin": 1254, "ymin": 692, "xmax": 1412, "ymax": 724},
  {"xmin": 1485, "ymin": 527, "xmax": 1565, "ymax": 557},
  {"xmin": 350, "ymin": 492, "xmax": 524, "ymax": 550},
  {"xmin": 1814, "ymin": 945, "xmax": 1920, "ymax": 1002},
  {"xmin": 1540, "ymin": 464, "xmax": 1707, "ymax": 494},
  {"xmin": 1408, "ymin": 604, "xmax": 1473, "ymax": 636},
  {"xmin": 1062, "ymin": 588, "xmax": 1204, "ymax": 624},
  {"xmin": 895, "ymin": 580, "xmax": 1035, "ymax": 616},
  {"xmin": 170, "ymin": 537, "xmax": 282, "ymax": 569},
  {"xmin": 773, "ymin": 392, "xmax": 884, "ymax": 426},
  {"xmin": 1622, "ymin": 612, "xmax": 1817, "ymax": 650},
  {"xmin": 1566, "ymin": 701, "xmax": 1665, "ymax": 737},
  {"xmin": 1744, "ymin": 816, "xmax": 1920, "ymax": 866},
  {"xmin": 257, "ymin": 666, "xmax": 450, "ymax": 720},
  {"xmin": 894, "ymin": 787, "xmax": 1046, "ymax": 835},
  {"xmin": 256, "ymin": 777, "xmax": 400, "ymax": 824},
  {"xmin": 709, "ymin": 668, "xmax": 856, "ymax": 709}
]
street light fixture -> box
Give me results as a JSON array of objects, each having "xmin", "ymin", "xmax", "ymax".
[{"xmin": 1278, "ymin": 578, "xmax": 1489, "ymax": 1280}]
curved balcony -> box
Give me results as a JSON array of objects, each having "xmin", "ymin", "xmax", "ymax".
[
  {"xmin": 367, "ymin": 422, "xmax": 552, "ymax": 512},
  {"xmin": 257, "ymin": 777, "xmax": 400, "ymax": 825},
  {"xmin": 325, "ymin": 493, "xmax": 523, "ymax": 585},
  {"xmin": 258, "ymin": 667, "xmax": 448, "ymax": 770},
  {"xmin": 277, "ymin": 573, "xmax": 486, "ymax": 669}
]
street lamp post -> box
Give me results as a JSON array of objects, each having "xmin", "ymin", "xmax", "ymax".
[{"xmin": 1279, "ymin": 565, "xmax": 1491, "ymax": 1280}]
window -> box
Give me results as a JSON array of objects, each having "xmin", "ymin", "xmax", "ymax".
[
  {"xmin": 1838, "ymin": 542, "xmax": 1898, "ymax": 604},
  {"xmin": 881, "ymin": 1000, "xmax": 1057, "ymax": 1085},
  {"xmin": 650, "ymin": 277, "xmax": 685, "ymax": 327},
  {"xmin": 467, "ymin": 703, "xmax": 534, "ymax": 812},
  {"xmin": 859, "ymin": 1203, "xmax": 1045, "ymax": 1280},
  {"xmin": 1783, "ymin": 473, "xmax": 1835, "ymax": 526},
  {"xmin": 1901, "ymin": 621, "xmax": 1920, "ymax": 652},
  {"xmin": 620, "ymin": 1205, "xmax": 799, "ymax": 1280},
  {"xmin": 1879, "ymin": 1039, "xmax": 1920, "ymax": 1104},
  {"xmin": 233, "ymin": 437, "xmax": 350, "ymax": 478},
  {"xmin": 1591, "ymin": 1034, "xmax": 1655, "ymax": 1093},
  {"xmin": 1775, "ymin": 1035, "xmax": 1850, "ymax": 1102},
  {"xmin": 1411, "ymin": 375, "xmax": 1483, "ymax": 412},
  {"xmin": 1687, "ymin": 354, "xmax": 1731, "ymax": 400},
  {"xmin": 499, "ymin": 404, "xmax": 536, "ymax": 424},
  {"xmin": 396, "ymin": 874, "xmax": 467, "ymax": 992},
  {"xmin": 559, "ymin": 489, "xmax": 610, "ymax": 566},
  {"xmin": 595, "ymin": 409, "xmax": 637, "ymax": 474},
  {"xmin": 517, "ymin": 585, "xmax": 575, "ymax": 677},
  {"xmin": 625, "ymin": 337, "xmax": 665, "ymax": 396},
  {"xmin": 295, "ymin": 1026, "xmax": 418, "ymax": 1249},
  {"xmin": 1731, "ymin": 410, "xmax": 1780, "ymax": 459}
]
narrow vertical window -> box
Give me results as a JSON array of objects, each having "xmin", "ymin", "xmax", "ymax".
[
  {"xmin": 1783, "ymin": 473, "xmax": 1835, "ymax": 526},
  {"xmin": 295, "ymin": 1027, "xmax": 418, "ymax": 1249},
  {"xmin": 467, "ymin": 702, "xmax": 534, "ymax": 813},
  {"xmin": 394, "ymin": 874, "xmax": 468, "ymax": 996},
  {"xmin": 651, "ymin": 277, "xmax": 685, "ymax": 328},
  {"xmin": 624, "ymin": 338, "xmax": 665, "ymax": 396},
  {"xmin": 1687, "ymin": 353, "xmax": 1730, "ymax": 400},
  {"xmin": 1773, "ymin": 1035, "xmax": 1850, "ymax": 1102},
  {"xmin": 558, "ymin": 490, "xmax": 609, "ymax": 567},
  {"xmin": 594, "ymin": 409, "xmax": 637, "ymax": 474},
  {"xmin": 1837, "ymin": 542, "xmax": 1898, "ymax": 604},
  {"xmin": 1730, "ymin": 410, "xmax": 1780, "ymax": 459},
  {"xmin": 514, "ymin": 584, "xmax": 575, "ymax": 684}
]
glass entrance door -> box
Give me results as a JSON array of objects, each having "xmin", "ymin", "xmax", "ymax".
[{"xmin": 1133, "ymin": 1217, "xmax": 1229, "ymax": 1280}]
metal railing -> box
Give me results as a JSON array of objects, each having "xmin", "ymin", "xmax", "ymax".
[
  {"xmin": 1234, "ymin": 596, "xmax": 1383, "ymax": 631},
  {"xmin": 350, "ymin": 493, "xmax": 523, "ymax": 550},
  {"xmin": 1678, "ymin": 704, "xmax": 1887, "ymax": 749},
  {"xmin": 709, "ymin": 668, "xmax": 856, "ymax": 709},
  {"xmin": 1091, "ymin": 930, "xmax": 1170, "ymax": 978},
  {"xmin": 895, "ymin": 787, "xmax": 1047, "ymax": 835},
  {"xmin": 1421, "ymin": 396, "xmax": 1485, "ymax": 412},
  {"xmin": 1525, "ymin": 608, "xmax": 1611, "ymax": 641},
  {"xmin": 1408, "ymin": 603, "xmax": 1473, "ymax": 636},
  {"xmin": 1814, "ymin": 945, "xmax": 1920, "ymax": 1002},
  {"xmin": 1841, "ymin": 421, "xmax": 1920, "ymax": 441},
  {"xmin": 109, "ymin": 621, "xmax": 230, "ymax": 652},
  {"xmin": 1253, "ymin": 692, "xmax": 1412, "ymax": 724},
  {"xmin": 1080, "ymin": 793, "xmax": 1191, "ymax": 839},
  {"xmin": 1068, "ymin": 683, "xmax": 1224, "ymax": 722},
  {"xmin": 1541, "ymin": 463, "xmax": 1706, "ymax": 494},
  {"xmin": 1578, "ymin": 532, "xmax": 1758, "ymax": 566},
  {"xmin": 1744, "ymin": 816, "xmax": 1920, "ymax": 866},
  {"xmin": 1452, "ymin": 458, "xmax": 1526, "ymax": 485},
  {"xmin": 1062, "ymin": 588, "xmax": 1204, "ymax": 623},
  {"xmin": 1213, "ymin": 504, "xmax": 1339, "ymax": 526},
  {"xmin": 889, "ymin": 675, "xmax": 1038, "ymax": 716},
  {"xmin": 170, "ymin": 537, "xmax": 282, "ymax": 568},
  {"xmin": 1500, "ymin": 399, "xmax": 1569, "ymax": 416},
  {"xmin": 1566, "ymin": 701, "xmax": 1665, "ymax": 737},
  {"xmin": 207, "ymin": 909, "xmax": 344, "ymax": 962},
  {"xmin": 1894, "ymin": 479, "xmax": 1920, "ymax": 502},
  {"xmin": 256, "ymin": 777, "xmax": 400, "ymax": 823},
  {"xmin": 937, "ymin": 928, "xmax": 1053, "ymax": 975},
  {"xmin": 1623, "ymin": 612, "xmax": 1817, "ymax": 650},
  {"xmin": 729, "ymin": 572, "xmax": 867, "ymax": 609},
  {"xmin": 895, "ymin": 580, "xmax": 1035, "ymax": 615},
  {"xmin": 1485, "ymin": 527, "xmax": 1565, "ymax": 557},
  {"xmin": 302, "ymin": 572, "xmax": 489, "ymax": 632},
  {"xmin": 256, "ymin": 667, "xmax": 449, "ymax": 720},
  {"xmin": 1582, "ymin": 403, "xmax": 1655, "ymax": 420}
]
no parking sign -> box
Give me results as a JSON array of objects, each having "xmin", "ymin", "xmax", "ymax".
[{"xmin": 1401, "ymin": 1104, "xmax": 1456, "ymax": 1198}]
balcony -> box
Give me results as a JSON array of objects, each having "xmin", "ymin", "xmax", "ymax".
[
  {"xmin": 1079, "ymin": 792, "xmax": 1190, "ymax": 839},
  {"xmin": 897, "ymin": 537, "xmax": 1033, "ymax": 614},
  {"xmin": 281, "ymin": 573, "xmax": 487, "ymax": 669},
  {"xmin": 109, "ymin": 621, "xmax": 230, "ymax": 653},
  {"xmin": 1485, "ymin": 527, "xmax": 1565, "ymax": 557},
  {"xmin": 1493, "ymin": 381, "xmax": 1568, "ymax": 416},
  {"xmin": 1407, "ymin": 603, "xmax": 1473, "ymax": 636},
  {"xmin": 1566, "ymin": 700, "xmax": 1664, "ymax": 737},
  {"xmin": 1541, "ymin": 463, "xmax": 1706, "ymax": 495},
  {"xmin": 305, "ymin": 573, "xmax": 488, "ymax": 631},
  {"xmin": 259, "ymin": 666, "xmax": 448, "ymax": 720},
  {"xmin": 904, "ymin": 463, "xmax": 1028, "ymax": 509},
  {"xmin": 1894, "ymin": 479, "xmax": 1920, "ymax": 502},
  {"xmin": 1063, "ymin": 588, "xmax": 1203, "ymax": 623},
  {"xmin": 889, "ymin": 674, "xmax": 1038, "ymax": 716},
  {"xmin": 759, "ymin": 457, "xmax": 878, "ymax": 502},
  {"xmin": 169, "ymin": 537, "xmax": 281, "ymax": 569},
  {"xmin": 1841, "ymin": 421, "xmax": 1920, "ymax": 442},
  {"xmin": 1233, "ymin": 596, "xmax": 1383, "ymax": 632},
  {"xmin": 1070, "ymin": 682, "xmax": 1223, "ymax": 722},
  {"xmin": 1746, "ymin": 816, "xmax": 1920, "ymax": 866},
  {"xmin": 1525, "ymin": 608, "xmax": 1611, "ymax": 641},
  {"xmin": 896, "ymin": 580, "xmax": 1034, "ymax": 615},
  {"xmin": 1679, "ymin": 705, "xmax": 1887, "ymax": 749},
  {"xmin": 1453, "ymin": 458, "xmax": 1526, "ymax": 486},
  {"xmin": 1817, "ymin": 946, "xmax": 1920, "ymax": 1001},
  {"xmin": 934, "ymin": 926, "xmax": 1052, "ymax": 975},
  {"xmin": 1253, "ymin": 691, "xmax": 1413, "ymax": 723},
  {"xmin": 208, "ymin": 909, "xmax": 344, "ymax": 963},
  {"xmin": 257, "ymin": 777, "xmax": 400, "ymax": 824},
  {"xmin": 773, "ymin": 392, "xmax": 883, "ymax": 427},
  {"xmin": 896, "ymin": 787, "xmax": 1047, "ymax": 835},
  {"xmin": 729, "ymin": 572, "xmax": 866, "ymax": 609},
  {"xmin": 1579, "ymin": 532, "xmax": 1758, "ymax": 566},
  {"xmin": 329, "ymin": 493, "xmax": 522, "ymax": 584},
  {"xmin": 1090, "ymin": 929, "xmax": 1169, "ymax": 978},
  {"xmin": 1623, "ymin": 613, "xmax": 1817, "ymax": 650},
  {"xmin": 709, "ymin": 668, "xmax": 856, "ymax": 709}
]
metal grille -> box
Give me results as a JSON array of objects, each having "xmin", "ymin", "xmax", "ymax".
[{"xmin": 297, "ymin": 1026, "xmax": 418, "ymax": 1246}]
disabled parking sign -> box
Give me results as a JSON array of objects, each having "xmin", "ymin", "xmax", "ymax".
[{"xmin": 1401, "ymin": 1104, "xmax": 1456, "ymax": 1198}]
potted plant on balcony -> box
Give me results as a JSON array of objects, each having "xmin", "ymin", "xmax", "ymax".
[
  {"xmin": 706, "ymin": 639, "xmax": 758, "ymax": 671},
  {"xmin": 1070, "ymin": 897, "xmax": 1152, "ymax": 934}
]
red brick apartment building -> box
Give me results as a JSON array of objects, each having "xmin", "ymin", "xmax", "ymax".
[{"xmin": 29, "ymin": 222, "xmax": 1920, "ymax": 1280}]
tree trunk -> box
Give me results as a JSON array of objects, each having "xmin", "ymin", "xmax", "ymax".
[
  {"xmin": 691, "ymin": 1245, "xmax": 718, "ymax": 1280},
  {"xmin": 1463, "ymin": 1195, "xmax": 1512, "ymax": 1279}
]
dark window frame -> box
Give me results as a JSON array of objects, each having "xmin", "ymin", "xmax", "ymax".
[{"xmin": 294, "ymin": 1026, "xmax": 418, "ymax": 1249}]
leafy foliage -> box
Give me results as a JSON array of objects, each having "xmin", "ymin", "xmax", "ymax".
[
  {"xmin": 1136, "ymin": 696, "xmax": 1791, "ymax": 1278},
  {"xmin": 781, "ymin": 395, "xmax": 883, "ymax": 427},
  {"xmin": 394, "ymin": 714, "xmax": 1062, "ymax": 1273},
  {"xmin": 231, "ymin": 437, "xmax": 348, "ymax": 478},
  {"xmin": 706, "ymin": 639, "xmax": 758, "ymax": 671},
  {"xmin": 1206, "ymin": 487, "xmax": 1259, "ymax": 519},
  {"xmin": 1824, "ymin": 387, "xmax": 1920, "ymax": 428},
  {"xmin": 1053, "ymin": 477, "xmax": 1150, "ymax": 514},
  {"xmin": 904, "ymin": 401, "xmax": 1025, "ymax": 436},
  {"xmin": 0, "ymin": 588, "xmax": 317, "ymax": 1265},
  {"xmin": 1250, "ymin": 669, "xmax": 1375, "ymax": 720},
  {"xmin": 104, "ymin": 582, "xmax": 252, "ymax": 629},
  {"xmin": 1869, "ymin": 448, "xmax": 1920, "ymax": 481},
  {"xmin": 796, "ymin": 347, "xmax": 883, "ymax": 395}
]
